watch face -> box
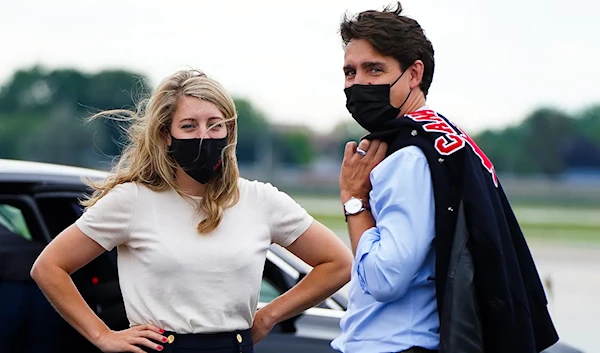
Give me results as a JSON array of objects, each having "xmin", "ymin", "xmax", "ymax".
[{"xmin": 344, "ymin": 198, "xmax": 363, "ymax": 214}]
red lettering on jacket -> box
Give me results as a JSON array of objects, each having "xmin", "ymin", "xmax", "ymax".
[
  {"xmin": 424, "ymin": 121, "xmax": 456, "ymax": 135},
  {"xmin": 456, "ymin": 126, "xmax": 498, "ymax": 187},
  {"xmin": 435, "ymin": 134, "xmax": 465, "ymax": 155},
  {"xmin": 406, "ymin": 110, "xmax": 498, "ymax": 187},
  {"xmin": 408, "ymin": 109, "xmax": 441, "ymax": 122}
]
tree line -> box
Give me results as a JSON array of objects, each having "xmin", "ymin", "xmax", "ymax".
[{"xmin": 1, "ymin": 66, "xmax": 599, "ymax": 176}]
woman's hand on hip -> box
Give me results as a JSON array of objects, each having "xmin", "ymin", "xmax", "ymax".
[
  {"xmin": 251, "ymin": 308, "xmax": 276, "ymax": 345},
  {"xmin": 94, "ymin": 324, "xmax": 167, "ymax": 353}
]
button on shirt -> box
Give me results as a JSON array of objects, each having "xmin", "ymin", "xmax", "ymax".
[{"xmin": 331, "ymin": 145, "xmax": 439, "ymax": 353}]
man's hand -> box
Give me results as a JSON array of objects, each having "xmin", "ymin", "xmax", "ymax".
[{"xmin": 340, "ymin": 139, "xmax": 388, "ymax": 202}]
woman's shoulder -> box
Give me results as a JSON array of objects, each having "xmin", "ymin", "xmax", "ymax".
[
  {"xmin": 237, "ymin": 178, "xmax": 302, "ymax": 209},
  {"xmin": 103, "ymin": 182, "xmax": 166, "ymax": 203},
  {"xmin": 99, "ymin": 181, "xmax": 139, "ymax": 199},
  {"xmin": 237, "ymin": 177, "xmax": 280, "ymax": 195}
]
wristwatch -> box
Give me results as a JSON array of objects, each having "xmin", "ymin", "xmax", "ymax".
[{"xmin": 343, "ymin": 197, "xmax": 370, "ymax": 221}]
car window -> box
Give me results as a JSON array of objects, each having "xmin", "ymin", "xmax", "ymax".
[
  {"xmin": 36, "ymin": 197, "xmax": 82, "ymax": 238},
  {"xmin": 259, "ymin": 279, "xmax": 282, "ymax": 303},
  {"xmin": 0, "ymin": 204, "xmax": 32, "ymax": 240}
]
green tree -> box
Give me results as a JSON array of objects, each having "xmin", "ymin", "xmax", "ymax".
[
  {"xmin": 475, "ymin": 107, "xmax": 585, "ymax": 175},
  {"xmin": 327, "ymin": 120, "xmax": 367, "ymax": 159},
  {"xmin": 0, "ymin": 66, "xmax": 150, "ymax": 168},
  {"xmin": 521, "ymin": 108, "xmax": 575, "ymax": 175},
  {"xmin": 234, "ymin": 98, "xmax": 271, "ymax": 163},
  {"xmin": 273, "ymin": 130, "xmax": 314, "ymax": 165},
  {"xmin": 576, "ymin": 105, "xmax": 600, "ymax": 144}
]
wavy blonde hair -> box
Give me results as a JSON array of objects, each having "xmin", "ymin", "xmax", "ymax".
[{"xmin": 82, "ymin": 69, "xmax": 240, "ymax": 233}]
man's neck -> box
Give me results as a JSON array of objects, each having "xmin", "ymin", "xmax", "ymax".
[{"xmin": 399, "ymin": 89, "xmax": 427, "ymax": 117}]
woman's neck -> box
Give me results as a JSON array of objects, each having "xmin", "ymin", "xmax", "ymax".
[{"xmin": 175, "ymin": 168, "xmax": 208, "ymax": 197}]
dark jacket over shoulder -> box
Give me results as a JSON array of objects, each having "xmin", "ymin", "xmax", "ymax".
[{"xmin": 365, "ymin": 109, "xmax": 559, "ymax": 353}]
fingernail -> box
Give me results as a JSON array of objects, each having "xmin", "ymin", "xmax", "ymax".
[
  {"xmin": 157, "ymin": 345, "xmax": 163, "ymax": 351},
  {"xmin": 160, "ymin": 328, "xmax": 165, "ymax": 333},
  {"xmin": 162, "ymin": 337, "xmax": 167, "ymax": 342}
]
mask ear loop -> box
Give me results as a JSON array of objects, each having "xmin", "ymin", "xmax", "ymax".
[
  {"xmin": 390, "ymin": 63, "xmax": 420, "ymax": 110},
  {"xmin": 390, "ymin": 69, "xmax": 405, "ymax": 87},
  {"xmin": 397, "ymin": 88, "xmax": 413, "ymax": 110},
  {"xmin": 390, "ymin": 68, "xmax": 413, "ymax": 111}
]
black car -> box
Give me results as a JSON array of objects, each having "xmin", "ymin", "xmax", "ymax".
[{"xmin": 0, "ymin": 159, "xmax": 582, "ymax": 353}]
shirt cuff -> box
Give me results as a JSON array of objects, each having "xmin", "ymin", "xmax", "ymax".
[{"xmin": 354, "ymin": 227, "xmax": 380, "ymax": 294}]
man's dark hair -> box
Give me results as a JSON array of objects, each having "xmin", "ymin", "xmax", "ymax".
[{"xmin": 340, "ymin": 2, "xmax": 435, "ymax": 96}]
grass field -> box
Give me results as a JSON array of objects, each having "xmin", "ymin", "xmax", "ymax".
[{"xmin": 293, "ymin": 195, "xmax": 600, "ymax": 244}]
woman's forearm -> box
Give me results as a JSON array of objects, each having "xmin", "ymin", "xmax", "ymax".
[
  {"xmin": 259, "ymin": 259, "xmax": 350, "ymax": 325},
  {"xmin": 31, "ymin": 262, "xmax": 110, "ymax": 345}
]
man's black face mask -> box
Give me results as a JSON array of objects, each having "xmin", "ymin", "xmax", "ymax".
[{"xmin": 344, "ymin": 69, "xmax": 412, "ymax": 132}]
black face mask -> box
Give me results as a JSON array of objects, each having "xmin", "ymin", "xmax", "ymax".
[
  {"xmin": 344, "ymin": 70, "xmax": 412, "ymax": 132},
  {"xmin": 168, "ymin": 136, "xmax": 228, "ymax": 184}
]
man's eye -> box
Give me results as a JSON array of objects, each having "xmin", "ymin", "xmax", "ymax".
[
  {"xmin": 370, "ymin": 67, "xmax": 383, "ymax": 73},
  {"xmin": 344, "ymin": 70, "xmax": 356, "ymax": 77}
]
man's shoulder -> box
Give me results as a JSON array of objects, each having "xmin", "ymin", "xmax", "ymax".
[
  {"xmin": 393, "ymin": 145, "xmax": 427, "ymax": 159},
  {"xmin": 372, "ymin": 145, "xmax": 429, "ymax": 181},
  {"xmin": 385, "ymin": 145, "xmax": 428, "ymax": 166}
]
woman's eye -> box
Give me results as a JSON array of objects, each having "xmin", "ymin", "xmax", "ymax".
[{"xmin": 182, "ymin": 124, "xmax": 195, "ymax": 129}]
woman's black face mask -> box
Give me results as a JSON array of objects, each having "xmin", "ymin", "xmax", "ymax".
[{"xmin": 168, "ymin": 136, "xmax": 228, "ymax": 184}]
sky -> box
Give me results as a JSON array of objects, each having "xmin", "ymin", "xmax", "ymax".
[{"xmin": 1, "ymin": 0, "xmax": 599, "ymax": 135}]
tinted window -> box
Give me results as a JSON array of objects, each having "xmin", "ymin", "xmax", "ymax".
[
  {"xmin": 260, "ymin": 279, "xmax": 282, "ymax": 303},
  {"xmin": 0, "ymin": 204, "xmax": 32, "ymax": 240},
  {"xmin": 36, "ymin": 197, "xmax": 82, "ymax": 238}
]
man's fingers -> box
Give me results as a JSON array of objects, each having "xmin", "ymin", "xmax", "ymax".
[
  {"xmin": 375, "ymin": 141, "xmax": 388, "ymax": 161},
  {"xmin": 358, "ymin": 139, "xmax": 370, "ymax": 152},
  {"xmin": 344, "ymin": 141, "xmax": 357, "ymax": 160},
  {"xmin": 365, "ymin": 140, "xmax": 380, "ymax": 156}
]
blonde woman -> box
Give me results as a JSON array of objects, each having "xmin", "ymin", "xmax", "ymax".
[{"xmin": 31, "ymin": 70, "xmax": 353, "ymax": 353}]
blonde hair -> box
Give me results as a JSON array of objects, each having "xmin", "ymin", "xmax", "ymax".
[{"xmin": 82, "ymin": 69, "xmax": 240, "ymax": 233}]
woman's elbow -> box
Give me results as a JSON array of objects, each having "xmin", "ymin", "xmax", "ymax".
[
  {"xmin": 30, "ymin": 255, "xmax": 55, "ymax": 284},
  {"xmin": 30, "ymin": 257, "xmax": 45, "ymax": 282},
  {"xmin": 333, "ymin": 250, "xmax": 353, "ymax": 286},
  {"xmin": 315, "ymin": 248, "xmax": 352, "ymax": 288}
]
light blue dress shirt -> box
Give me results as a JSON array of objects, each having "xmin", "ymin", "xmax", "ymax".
[{"xmin": 331, "ymin": 145, "xmax": 439, "ymax": 353}]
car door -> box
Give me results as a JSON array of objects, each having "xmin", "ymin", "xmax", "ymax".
[
  {"xmin": 0, "ymin": 190, "xmax": 97, "ymax": 352},
  {"xmin": 31, "ymin": 190, "xmax": 127, "ymax": 352},
  {"xmin": 33, "ymin": 191, "xmax": 129, "ymax": 327},
  {"xmin": 256, "ymin": 251, "xmax": 342, "ymax": 353}
]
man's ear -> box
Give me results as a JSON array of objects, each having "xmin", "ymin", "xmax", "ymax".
[{"xmin": 409, "ymin": 60, "xmax": 425, "ymax": 90}]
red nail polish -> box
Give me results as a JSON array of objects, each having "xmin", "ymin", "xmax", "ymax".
[
  {"xmin": 162, "ymin": 337, "xmax": 167, "ymax": 342},
  {"xmin": 160, "ymin": 329, "xmax": 165, "ymax": 333},
  {"xmin": 157, "ymin": 345, "xmax": 163, "ymax": 351}
]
